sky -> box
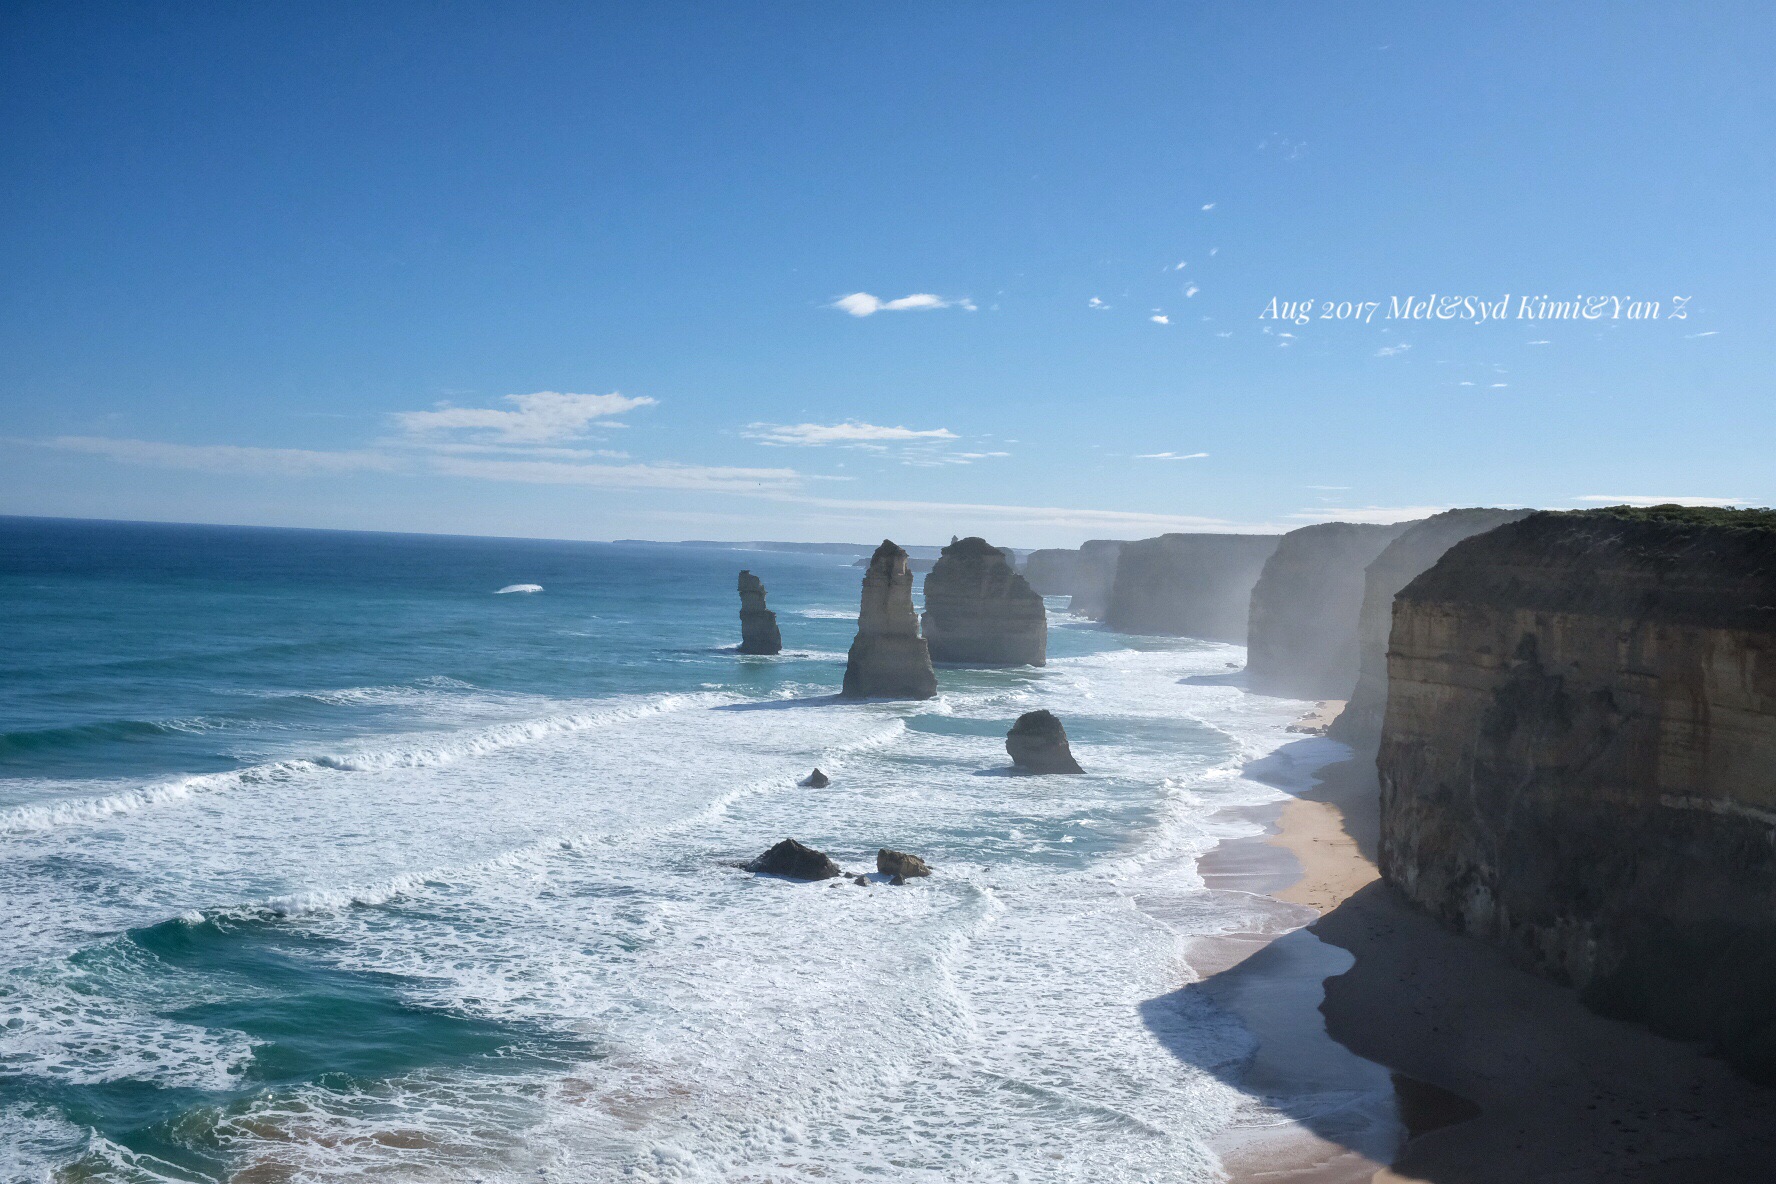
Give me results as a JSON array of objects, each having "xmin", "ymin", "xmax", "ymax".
[{"xmin": 2, "ymin": 1, "xmax": 1772, "ymax": 547}]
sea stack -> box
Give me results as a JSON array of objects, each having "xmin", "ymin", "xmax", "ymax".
[
  {"xmin": 840, "ymin": 540, "xmax": 938, "ymax": 700},
  {"xmin": 921, "ymin": 536, "xmax": 1047, "ymax": 666},
  {"xmin": 1006, "ymin": 709, "xmax": 1083, "ymax": 773},
  {"xmin": 1376, "ymin": 506, "xmax": 1776, "ymax": 1082},
  {"xmin": 1329, "ymin": 507, "xmax": 1533, "ymax": 748},
  {"xmin": 1066, "ymin": 540, "xmax": 1127, "ymax": 619},
  {"xmin": 1244, "ymin": 520, "xmax": 1417, "ymax": 699},
  {"xmin": 736, "ymin": 570, "xmax": 783, "ymax": 655},
  {"xmin": 1103, "ymin": 534, "xmax": 1280, "ymax": 640}
]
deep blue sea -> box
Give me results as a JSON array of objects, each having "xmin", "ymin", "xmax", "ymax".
[{"xmin": 0, "ymin": 516, "xmax": 1350, "ymax": 1182}]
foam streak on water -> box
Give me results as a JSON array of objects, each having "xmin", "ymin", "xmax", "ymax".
[{"xmin": 0, "ymin": 523, "xmax": 1338, "ymax": 1183}]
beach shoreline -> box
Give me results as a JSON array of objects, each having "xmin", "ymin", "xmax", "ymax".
[{"xmin": 1196, "ymin": 705, "xmax": 1776, "ymax": 1184}]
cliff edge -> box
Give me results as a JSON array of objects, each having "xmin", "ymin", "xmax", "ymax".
[
  {"xmin": 1377, "ymin": 506, "xmax": 1776, "ymax": 1081},
  {"xmin": 1103, "ymin": 533, "xmax": 1280, "ymax": 641}
]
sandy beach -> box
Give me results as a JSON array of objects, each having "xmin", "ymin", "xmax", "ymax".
[{"xmin": 1198, "ymin": 708, "xmax": 1776, "ymax": 1184}]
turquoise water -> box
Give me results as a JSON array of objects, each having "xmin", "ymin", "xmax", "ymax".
[{"xmin": 1, "ymin": 516, "xmax": 1322, "ymax": 1182}]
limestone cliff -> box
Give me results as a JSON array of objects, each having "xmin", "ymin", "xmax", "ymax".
[
  {"xmin": 1245, "ymin": 521, "xmax": 1415, "ymax": 699},
  {"xmin": 841, "ymin": 540, "xmax": 938, "ymax": 699},
  {"xmin": 1063, "ymin": 540, "xmax": 1126, "ymax": 619},
  {"xmin": 1023, "ymin": 548, "xmax": 1082, "ymax": 596},
  {"xmin": 736, "ymin": 570, "xmax": 783, "ymax": 655},
  {"xmin": 920, "ymin": 536, "xmax": 1047, "ymax": 666},
  {"xmin": 1102, "ymin": 534, "xmax": 1280, "ymax": 641},
  {"xmin": 1377, "ymin": 507, "xmax": 1776, "ymax": 1081},
  {"xmin": 1329, "ymin": 508, "xmax": 1531, "ymax": 747}
]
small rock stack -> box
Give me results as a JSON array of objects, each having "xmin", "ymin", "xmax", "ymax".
[{"xmin": 736, "ymin": 569, "xmax": 783, "ymax": 655}]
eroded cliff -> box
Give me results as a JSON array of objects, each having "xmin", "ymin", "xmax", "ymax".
[
  {"xmin": 1244, "ymin": 521, "xmax": 1414, "ymax": 699},
  {"xmin": 1064, "ymin": 540, "xmax": 1126, "ymax": 619},
  {"xmin": 1103, "ymin": 534, "xmax": 1280, "ymax": 641},
  {"xmin": 921, "ymin": 536, "xmax": 1047, "ymax": 666},
  {"xmin": 736, "ymin": 569, "xmax": 783, "ymax": 655},
  {"xmin": 1023, "ymin": 548, "xmax": 1083, "ymax": 596},
  {"xmin": 1377, "ymin": 506, "xmax": 1776, "ymax": 1081},
  {"xmin": 1329, "ymin": 508, "xmax": 1532, "ymax": 747},
  {"xmin": 841, "ymin": 540, "xmax": 938, "ymax": 699}
]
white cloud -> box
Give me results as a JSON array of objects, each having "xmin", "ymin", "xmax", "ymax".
[
  {"xmin": 1201, "ymin": 202, "xmax": 1216, "ymax": 211},
  {"xmin": 1527, "ymin": 340, "xmax": 1550, "ymax": 345},
  {"xmin": 1686, "ymin": 330, "xmax": 1719, "ymax": 338},
  {"xmin": 1374, "ymin": 343, "xmax": 1411, "ymax": 357},
  {"xmin": 1135, "ymin": 451, "xmax": 1208, "ymax": 460},
  {"xmin": 743, "ymin": 421, "xmax": 958, "ymax": 447},
  {"xmin": 427, "ymin": 455, "xmax": 802, "ymax": 492},
  {"xmin": 1088, "ymin": 296, "xmax": 1110, "ymax": 310},
  {"xmin": 1150, "ymin": 315, "xmax": 1170, "ymax": 324},
  {"xmin": 42, "ymin": 436, "xmax": 403, "ymax": 475},
  {"xmin": 396, "ymin": 391, "xmax": 655, "ymax": 443},
  {"xmin": 1184, "ymin": 284, "xmax": 1200, "ymax": 298},
  {"xmin": 832, "ymin": 292, "xmax": 975, "ymax": 317},
  {"xmin": 1574, "ymin": 495, "xmax": 1747, "ymax": 508},
  {"xmin": 1288, "ymin": 505, "xmax": 1449, "ymax": 524},
  {"xmin": 410, "ymin": 441, "xmax": 632, "ymax": 460}
]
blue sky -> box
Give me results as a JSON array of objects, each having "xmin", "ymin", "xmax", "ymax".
[{"xmin": 2, "ymin": 1, "xmax": 1771, "ymax": 546}]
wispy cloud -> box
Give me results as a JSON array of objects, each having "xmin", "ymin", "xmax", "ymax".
[
  {"xmin": 1288, "ymin": 505, "xmax": 1449, "ymax": 524},
  {"xmin": 1574, "ymin": 495, "xmax": 1747, "ymax": 507},
  {"xmin": 1150, "ymin": 314, "xmax": 1170, "ymax": 325},
  {"xmin": 1374, "ymin": 343, "xmax": 1411, "ymax": 357},
  {"xmin": 1135, "ymin": 451, "xmax": 1208, "ymax": 461},
  {"xmin": 41, "ymin": 436, "xmax": 403, "ymax": 475},
  {"xmin": 1686, "ymin": 330, "xmax": 1719, "ymax": 339},
  {"xmin": 396, "ymin": 391, "xmax": 655, "ymax": 443},
  {"xmin": 832, "ymin": 292, "xmax": 975, "ymax": 317},
  {"xmin": 743, "ymin": 421, "xmax": 958, "ymax": 447},
  {"xmin": 427, "ymin": 455, "xmax": 802, "ymax": 492}
]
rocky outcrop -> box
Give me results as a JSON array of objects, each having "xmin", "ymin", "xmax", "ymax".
[
  {"xmin": 736, "ymin": 570, "xmax": 783, "ymax": 655},
  {"xmin": 841, "ymin": 541, "xmax": 938, "ymax": 699},
  {"xmin": 1066, "ymin": 540, "xmax": 1127, "ymax": 619},
  {"xmin": 1006, "ymin": 709, "xmax": 1083, "ymax": 773},
  {"xmin": 1377, "ymin": 506, "xmax": 1776, "ymax": 1082},
  {"xmin": 920, "ymin": 536, "xmax": 1047, "ymax": 666},
  {"xmin": 877, "ymin": 848, "xmax": 932, "ymax": 879},
  {"xmin": 747, "ymin": 839, "xmax": 844, "ymax": 881},
  {"xmin": 1330, "ymin": 509, "xmax": 1532, "ymax": 748},
  {"xmin": 1103, "ymin": 534, "xmax": 1281, "ymax": 641},
  {"xmin": 798, "ymin": 768, "xmax": 830, "ymax": 788},
  {"xmin": 1023, "ymin": 548, "xmax": 1083, "ymax": 596},
  {"xmin": 1245, "ymin": 521, "xmax": 1416, "ymax": 699}
]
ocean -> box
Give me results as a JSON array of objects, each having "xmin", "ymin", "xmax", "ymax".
[{"xmin": 0, "ymin": 516, "xmax": 1338, "ymax": 1183}]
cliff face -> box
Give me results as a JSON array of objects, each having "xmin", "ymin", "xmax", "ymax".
[
  {"xmin": 921, "ymin": 536, "xmax": 1047, "ymax": 666},
  {"xmin": 1023, "ymin": 548, "xmax": 1082, "ymax": 596},
  {"xmin": 1245, "ymin": 521, "xmax": 1415, "ymax": 699},
  {"xmin": 841, "ymin": 540, "xmax": 938, "ymax": 699},
  {"xmin": 1377, "ymin": 508, "xmax": 1776, "ymax": 1081},
  {"xmin": 736, "ymin": 570, "xmax": 783, "ymax": 655},
  {"xmin": 1330, "ymin": 508, "xmax": 1532, "ymax": 747},
  {"xmin": 1103, "ymin": 534, "xmax": 1280, "ymax": 641},
  {"xmin": 1065, "ymin": 540, "xmax": 1126, "ymax": 619}
]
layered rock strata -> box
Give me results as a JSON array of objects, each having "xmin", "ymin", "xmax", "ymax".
[
  {"xmin": 736, "ymin": 569, "xmax": 783, "ymax": 655},
  {"xmin": 920, "ymin": 536, "xmax": 1047, "ymax": 666},
  {"xmin": 1022, "ymin": 548, "xmax": 1083, "ymax": 596},
  {"xmin": 841, "ymin": 540, "xmax": 938, "ymax": 699},
  {"xmin": 1377, "ymin": 507, "xmax": 1776, "ymax": 1082},
  {"xmin": 1245, "ymin": 521, "xmax": 1415, "ymax": 699},
  {"xmin": 1102, "ymin": 534, "xmax": 1280, "ymax": 640},
  {"xmin": 1329, "ymin": 508, "xmax": 1532, "ymax": 747},
  {"xmin": 1006, "ymin": 709, "xmax": 1083, "ymax": 773}
]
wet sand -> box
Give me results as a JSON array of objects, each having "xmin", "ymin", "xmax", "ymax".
[{"xmin": 1197, "ymin": 711, "xmax": 1776, "ymax": 1183}]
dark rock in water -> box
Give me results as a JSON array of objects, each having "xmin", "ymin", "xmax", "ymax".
[
  {"xmin": 921, "ymin": 536, "xmax": 1047, "ymax": 667},
  {"xmin": 736, "ymin": 570, "xmax": 783, "ymax": 655},
  {"xmin": 1104, "ymin": 533, "xmax": 1280, "ymax": 640},
  {"xmin": 851, "ymin": 873, "xmax": 870, "ymax": 886},
  {"xmin": 890, "ymin": 873, "xmax": 907, "ymax": 886},
  {"xmin": 841, "ymin": 541, "xmax": 938, "ymax": 699},
  {"xmin": 877, "ymin": 848, "xmax": 932, "ymax": 878},
  {"xmin": 1377, "ymin": 506, "xmax": 1776, "ymax": 1084},
  {"xmin": 1006, "ymin": 709, "xmax": 1084, "ymax": 773},
  {"xmin": 1328, "ymin": 508, "xmax": 1533, "ymax": 749},
  {"xmin": 747, "ymin": 838, "xmax": 843, "ymax": 881},
  {"xmin": 1245, "ymin": 520, "xmax": 1417, "ymax": 699},
  {"xmin": 799, "ymin": 768, "xmax": 830, "ymax": 788}
]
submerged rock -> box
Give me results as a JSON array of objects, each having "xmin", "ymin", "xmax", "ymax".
[
  {"xmin": 1006, "ymin": 709, "xmax": 1084, "ymax": 774},
  {"xmin": 921, "ymin": 536, "xmax": 1047, "ymax": 667},
  {"xmin": 799, "ymin": 768, "xmax": 831, "ymax": 788},
  {"xmin": 736, "ymin": 570, "xmax": 783, "ymax": 655},
  {"xmin": 841, "ymin": 541, "xmax": 938, "ymax": 700},
  {"xmin": 746, "ymin": 839, "xmax": 843, "ymax": 881},
  {"xmin": 1377, "ymin": 506, "xmax": 1776, "ymax": 1083},
  {"xmin": 876, "ymin": 848, "xmax": 932, "ymax": 879}
]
